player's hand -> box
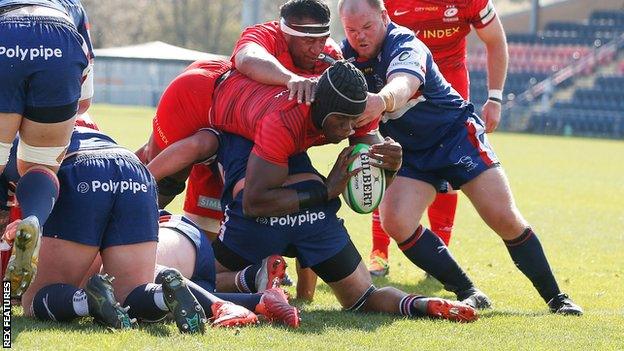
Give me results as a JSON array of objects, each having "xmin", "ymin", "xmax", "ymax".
[
  {"xmin": 325, "ymin": 146, "xmax": 360, "ymax": 199},
  {"xmin": 482, "ymin": 100, "xmax": 502, "ymax": 133},
  {"xmin": 287, "ymin": 75, "xmax": 318, "ymax": 105},
  {"xmin": 368, "ymin": 137, "xmax": 402, "ymax": 172},
  {"xmin": 355, "ymin": 92, "xmax": 384, "ymax": 128}
]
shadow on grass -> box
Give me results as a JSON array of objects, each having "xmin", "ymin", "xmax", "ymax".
[
  {"xmin": 10, "ymin": 310, "xmax": 174, "ymax": 339},
  {"xmin": 310, "ymin": 273, "xmax": 450, "ymax": 298}
]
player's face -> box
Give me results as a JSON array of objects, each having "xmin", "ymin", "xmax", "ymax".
[
  {"xmin": 322, "ymin": 114, "xmax": 357, "ymax": 143},
  {"xmin": 341, "ymin": 2, "xmax": 389, "ymax": 59},
  {"xmin": 284, "ymin": 17, "xmax": 329, "ymax": 71}
]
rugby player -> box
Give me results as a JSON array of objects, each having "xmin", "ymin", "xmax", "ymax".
[
  {"xmin": 1, "ymin": 128, "xmax": 208, "ymax": 332},
  {"xmin": 210, "ymin": 129, "xmax": 476, "ymax": 322},
  {"xmin": 0, "ymin": 0, "xmax": 94, "ymax": 297},
  {"xmin": 338, "ymin": 0, "xmax": 582, "ymax": 315},
  {"xmin": 137, "ymin": 0, "xmax": 341, "ymax": 300},
  {"xmin": 367, "ymin": 0, "xmax": 509, "ymax": 276}
]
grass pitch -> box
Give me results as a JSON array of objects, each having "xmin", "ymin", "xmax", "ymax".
[{"xmin": 11, "ymin": 104, "xmax": 624, "ymax": 350}]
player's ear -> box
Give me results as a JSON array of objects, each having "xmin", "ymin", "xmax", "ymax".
[{"xmin": 381, "ymin": 9, "xmax": 390, "ymax": 25}]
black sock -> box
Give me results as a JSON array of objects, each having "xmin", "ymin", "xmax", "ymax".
[
  {"xmin": 212, "ymin": 292, "xmax": 262, "ymax": 312},
  {"xmin": 399, "ymin": 226, "xmax": 474, "ymax": 293},
  {"xmin": 236, "ymin": 263, "xmax": 262, "ymax": 293},
  {"xmin": 184, "ymin": 279, "xmax": 217, "ymax": 317},
  {"xmin": 123, "ymin": 284, "xmax": 168, "ymax": 322},
  {"xmin": 32, "ymin": 284, "xmax": 87, "ymax": 322},
  {"xmin": 505, "ymin": 228, "xmax": 561, "ymax": 302}
]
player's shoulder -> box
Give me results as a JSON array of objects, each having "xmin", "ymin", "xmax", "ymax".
[{"xmin": 385, "ymin": 23, "xmax": 428, "ymax": 54}]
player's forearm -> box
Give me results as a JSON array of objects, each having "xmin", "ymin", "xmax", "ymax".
[
  {"xmin": 485, "ymin": 39, "xmax": 508, "ymax": 91},
  {"xmin": 147, "ymin": 134, "xmax": 212, "ymax": 181},
  {"xmin": 236, "ymin": 49, "xmax": 294, "ymax": 86},
  {"xmin": 378, "ymin": 74, "xmax": 421, "ymax": 112},
  {"xmin": 242, "ymin": 187, "xmax": 302, "ymax": 217}
]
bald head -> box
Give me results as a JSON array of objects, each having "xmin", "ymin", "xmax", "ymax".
[{"xmin": 338, "ymin": 0, "xmax": 384, "ymax": 14}]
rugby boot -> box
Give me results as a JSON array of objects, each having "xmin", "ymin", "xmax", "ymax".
[
  {"xmin": 211, "ymin": 301, "xmax": 258, "ymax": 327},
  {"xmin": 5, "ymin": 216, "xmax": 41, "ymax": 298},
  {"xmin": 456, "ymin": 287, "xmax": 492, "ymax": 310},
  {"xmin": 548, "ymin": 293, "xmax": 583, "ymax": 316},
  {"xmin": 255, "ymin": 255, "xmax": 287, "ymax": 292},
  {"xmin": 160, "ymin": 268, "xmax": 207, "ymax": 333},
  {"xmin": 368, "ymin": 250, "xmax": 389, "ymax": 277},
  {"xmin": 85, "ymin": 274, "xmax": 136, "ymax": 329},
  {"xmin": 412, "ymin": 296, "xmax": 478, "ymax": 322},
  {"xmin": 255, "ymin": 287, "xmax": 300, "ymax": 328}
]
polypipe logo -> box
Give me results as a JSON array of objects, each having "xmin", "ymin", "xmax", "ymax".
[
  {"xmin": 76, "ymin": 179, "xmax": 149, "ymax": 194},
  {"xmin": 0, "ymin": 45, "xmax": 63, "ymax": 61}
]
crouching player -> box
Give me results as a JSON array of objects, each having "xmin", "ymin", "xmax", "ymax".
[
  {"xmin": 212, "ymin": 131, "xmax": 477, "ymax": 322},
  {"xmin": 1, "ymin": 127, "xmax": 207, "ymax": 332},
  {"xmin": 155, "ymin": 211, "xmax": 300, "ymax": 327}
]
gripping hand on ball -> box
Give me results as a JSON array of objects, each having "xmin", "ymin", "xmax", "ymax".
[
  {"xmin": 325, "ymin": 146, "xmax": 361, "ymax": 199},
  {"xmin": 368, "ymin": 137, "xmax": 402, "ymax": 173}
]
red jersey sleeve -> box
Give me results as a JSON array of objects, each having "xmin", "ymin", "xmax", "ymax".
[
  {"xmin": 469, "ymin": 0, "xmax": 497, "ymax": 29},
  {"xmin": 231, "ymin": 22, "xmax": 281, "ymax": 66},
  {"xmin": 252, "ymin": 111, "xmax": 298, "ymax": 167}
]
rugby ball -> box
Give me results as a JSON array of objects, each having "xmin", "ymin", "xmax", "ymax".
[{"xmin": 342, "ymin": 143, "xmax": 386, "ymax": 214}]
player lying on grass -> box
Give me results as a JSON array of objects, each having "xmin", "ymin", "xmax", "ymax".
[
  {"xmin": 1, "ymin": 127, "xmax": 207, "ymax": 332},
  {"xmin": 154, "ymin": 210, "xmax": 300, "ymax": 328},
  {"xmin": 338, "ymin": 0, "xmax": 582, "ymax": 315},
  {"xmin": 208, "ymin": 130, "xmax": 477, "ymax": 322}
]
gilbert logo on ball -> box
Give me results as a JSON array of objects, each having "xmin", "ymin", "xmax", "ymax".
[{"xmin": 342, "ymin": 144, "xmax": 386, "ymax": 214}]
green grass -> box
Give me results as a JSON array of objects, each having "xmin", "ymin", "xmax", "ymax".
[{"xmin": 11, "ymin": 104, "xmax": 624, "ymax": 350}]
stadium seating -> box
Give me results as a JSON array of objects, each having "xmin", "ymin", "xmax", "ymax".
[{"xmin": 467, "ymin": 9, "xmax": 624, "ymax": 139}]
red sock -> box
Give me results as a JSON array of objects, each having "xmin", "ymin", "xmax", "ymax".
[
  {"xmin": 427, "ymin": 192, "xmax": 458, "ymax": 246},
  {"xmin": 371, "ymin": 209, "xmax": 391, "ymax": 258}
]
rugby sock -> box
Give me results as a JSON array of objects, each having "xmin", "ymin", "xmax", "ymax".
[
  {"xmin": 371, "ymin": 209, "xmax": 390, "ymax": 258},
  {"xmin": 32, "ymin": 284, "xmax": 88, "ymax": 322},
  {"xmin": 213, "ymin": 292, "xmax": 262, "ymax": 312},
  {"xmin": 504, "ymin": 228, "xmax": 561, "ymax": 302},
  {"xmin": 427, "ymin": 192, "xmax": 458, "ymax": 246},
  {"xmin": 399, "ymin": 225, "xmax": 474, "ymax": 293},
  {"xmin": 15, "ymin": 168, "xmax": 59, "ymax": 224},
  {"xmin": 124, "ymin": 284, "xmax": 168, "ymax": 321},
  {"xmin": 398, "ymin": 294, "xmax": 428, "ymax": 317},
  {"xmin": 235, "ymin": 263, "xmax": 262, "ymax": 293}
]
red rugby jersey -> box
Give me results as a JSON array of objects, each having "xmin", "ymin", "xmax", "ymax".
[
  {"xmin": 231, "ymin": 21, "xmax": 342, "ymax": 76},
  {"xmin": 384, "ymin": 0, "xmax": 496, "ymax": 71},
  {"xmin": 211, "ymin": 71, "xmax": 377, "ymax": 166}
]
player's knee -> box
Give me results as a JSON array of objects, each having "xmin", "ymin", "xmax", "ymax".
[
  {"xmin": 344, "ymin": 285, "xmax": 377, "ymax": 312},
  {"xmin": 379, "ymin": 211, "xmax": 416, "ymax": 240}
]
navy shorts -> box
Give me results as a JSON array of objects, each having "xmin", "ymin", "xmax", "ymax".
[
  {"xmin": 0, "ymin": 16, "xmax": 88, "ymax": 122},
  {"xmin": 397, "ymin": 114, "xmax": 500, "ymax": 189},
  {"xmin": 44, "ymin": 150, "xmax": 159, "ymax": 248},
  {"xmin": 217, "ymin": 181, "xmax": 349, "ymax": 269},
  {"xmin": 158, "ymin": 211, "xmax": 217, "ymax": 292}
]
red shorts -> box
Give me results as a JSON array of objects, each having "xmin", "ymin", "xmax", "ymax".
[
  {"xmin": 152, "ymin": 59, "xmax": 232, "ymax": 150},
  {"xmin": 183, "ymin": 164, "xmax": 224, "ymax": 221},
  {"xmin": 440, "ymin": 63, "xmax": 469, "ymax": 100}
]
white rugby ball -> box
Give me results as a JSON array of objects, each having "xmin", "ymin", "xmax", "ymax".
[{"xmin": 342, "ymin": 143, "xmax": 386, "ymax": 214}]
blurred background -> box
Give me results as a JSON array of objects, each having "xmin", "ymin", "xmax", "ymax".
[{"xmin": 84, "ymin": 0, "xmax": 624, "ymax": 139}]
